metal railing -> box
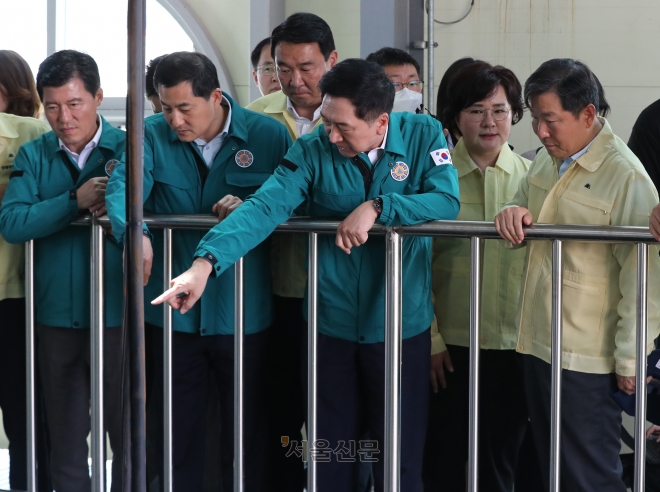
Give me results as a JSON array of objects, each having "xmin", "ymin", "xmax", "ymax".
[{"xmin": 24, "ymin": 216, "xmax": 656, "ymax": 492}]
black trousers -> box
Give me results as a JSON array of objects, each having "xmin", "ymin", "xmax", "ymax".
[
  {"xmin": 0, "ymin": 298, "xmax": 50, "ymax": 491},
  {"xmin": 37, "ymin": 324, "xmax": 124, "ymax": 492},
  {"xmin": 151, "ymin": 328, "xmax": 269, "ymax": 492},
  {"xmin": 523, "ymin": 354, "xmax": 626, "ymax": 492},
  {"xmin": 423, "ymin": 346, "xmax": 528, "ymax": 492},
  {"xmin": 304, "ymin": 329, "xmax": 430, "ymax": 492},
  {"xmin": 265, "ymin": 296, "xmax": 306, "ymax": 491}
]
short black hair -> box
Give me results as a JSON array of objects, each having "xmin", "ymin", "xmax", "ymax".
[
  {"xmin": 365, "ymin": 47, "xmax": 421, "ymax": 76},
  {"xmin": 251, "ymin": 38, "xmax": 272, "ymax": 70},
  {"xmin": 36, "ymin": 49, "xmax": 100, "ymax": 100},
  {"xmin": 318, "ymin": 58, "xmax": 394, "ymax": 123},
  {"xmin": 154, "ymin": 52, "xmax": 220, "ymax": 100},
  {"xmin": 524, "ymin": 58, "xmax": 607, "ymax": 118},
  {"xmin": 436, "ymin": 57, "xmax": 475, "ymax": 127},
  {"xmin": 271, "ymin": 13, "xmax": 335, "ymax": 61},
  {"xmin": 444, "ymin": 60, "xmax": 524, "ymax": 138},
  {"xmin": 145, "ymin": 55, "xmax": 167, "ymax": 98}
]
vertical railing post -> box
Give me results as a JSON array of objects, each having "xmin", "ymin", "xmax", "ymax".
[
  {"xmin": 25, "ymin": 240, "xmax": 36, "ymax": 492},
  {"xmin": 384, "ymin": 229, "xmax": 402, "ymax": 492},
  {"xmin": 550, "ymin": 239, "xmax": 563, "ymax": 492},
  {"xmin": 163, "ymin": 228, "xmax": 173, "ymax": 492},
  {"xmin": 234, "ymin": 257, "xmax": 245, "ymax": 492},
  {"xmin": 467, "ymin": 237, "xmax": 481, "ymax": 492},
  {"xmin": 90, "ymin": 214, "xmax": 105, "ymax": 492},
  {"xmin": 634, "ymin": 242, "xmax": 649, "ymax": 492},
  {"xmin": 307, "ymin": 232, "xmax": 319, "ymax": 492}
]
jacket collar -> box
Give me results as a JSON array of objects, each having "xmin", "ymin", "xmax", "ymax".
[
  {"xmin": 167, "ymin": 91, "xmax": 247, "ymax": 144},
  {"xmin": 553, "ymin": 117, "xmax": 614, "ymax": 173},
  {"xmin": 46, "ymin": 115, "xmax": 120, "ymax": 160},
  {"xmin": 0, "ymin": 114, "xmax": 20, "ymax": 139},
  {"xmin": 452, "ymin": 137, "xmax": 515, "ymax": 178}
]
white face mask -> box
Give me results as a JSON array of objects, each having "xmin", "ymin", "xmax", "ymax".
[{"xmin": 392, "ymin": 88, "xmax": 423, "ymax": 113}]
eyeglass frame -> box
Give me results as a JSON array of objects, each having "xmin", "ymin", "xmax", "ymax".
[
  {"xmin": 256, "ymin": 63, "xmax": 277, "ymax": 75},
  {"xmin": 391, "ymin": 80, "xmax": 424, "ymax": 91},
  {"xmin": 461, "ymin": 106, "xmax": 511, "ymax": 122}
]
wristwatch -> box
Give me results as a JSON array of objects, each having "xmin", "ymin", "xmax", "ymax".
[{"xmin": 373, "ymin": 197, "xmax": 383, "ymax": 216}]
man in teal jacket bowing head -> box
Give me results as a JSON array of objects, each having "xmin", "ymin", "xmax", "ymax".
[
  {"xmin": 154, "ymin": 58, "xmax": 460, "ymax": 492},
  {"xmin": 105, "ymin": 52, "xmax": 291, "ymax": 492}
]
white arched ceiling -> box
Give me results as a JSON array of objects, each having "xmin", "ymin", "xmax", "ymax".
[{"xmin": 156, "ymin": 0, "xmax": 237, "ymax": 99}]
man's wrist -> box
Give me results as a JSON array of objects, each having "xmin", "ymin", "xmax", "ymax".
[{"xmin": 192, "ymin": 257, "xmax": 214, "ymax": 277}]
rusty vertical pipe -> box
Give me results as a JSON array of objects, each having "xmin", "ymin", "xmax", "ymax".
[{"xmin": 126, "ymin": 0, "xmax": 147, "ymax": 490}]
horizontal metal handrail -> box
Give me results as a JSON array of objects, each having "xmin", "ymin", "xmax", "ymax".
[{"xmin": 72, "ymin": 215, "xmax": 658, "ymax": 243}]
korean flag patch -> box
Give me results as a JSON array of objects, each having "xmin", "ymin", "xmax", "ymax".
[{"xmin": 431, "ymin": 149, "xmax": 452, "ymax": 166}]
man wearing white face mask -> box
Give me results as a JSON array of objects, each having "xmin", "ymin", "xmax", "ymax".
[{"xmin": 366, "ymin": 47, "xmax": 424, "ymax": 114}]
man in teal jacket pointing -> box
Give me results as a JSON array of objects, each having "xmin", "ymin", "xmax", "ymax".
[
  {"xmin": 154, "ymin": 58, "xmax": 460, "ymax": 491},
  {"xmin": 105, "ymin": 52, "xmax": 291, "ymax": 492}
]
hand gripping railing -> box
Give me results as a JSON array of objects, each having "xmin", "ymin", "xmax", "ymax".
[{"xmin": 24, "ymin": 216, "xmax": 654, "ymax": 492}]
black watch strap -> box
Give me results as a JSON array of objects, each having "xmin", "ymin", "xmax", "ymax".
[{"xmin": 373, "ymin": 197, "xmax": 383, "ymax": 215}]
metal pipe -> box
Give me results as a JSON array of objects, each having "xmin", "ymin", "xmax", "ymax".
[
  {"xmin": 384, "ymin": 229, "xmax": 402, "ymax": 492},
  {"xmin": 634, "ymin": 242, "xmax": 649, "ymax": 492},
  {"xmin": 427, "ymin": 0, "xmax": 434, "ymax": 112},
  {"xmin": 467, "ymin": 237, "xmax": 481, "ymax": 492},
  {"xmin": 163, "ymin": 228, "xmax": 173, "ymax": 492},
  {"xmin": 234, "ymin": 257, "xmax": 245, "ymax": 492},
  {"xmin": 73, "ymin": 216, "xmax": 658, "ymax": 244},
  {"xmin": 126, "ymin": 0, "xmax": 147, "ymax": 489},
  {"xmin": 25, "ymin": 240, "xmax": 36, "ymax": 492},
  {"xmin": 90, "ymin": 215, "xmax": 105, "ymax": 492},
  {"xmin": 550, "ymin": 239, "xmax": 563, "ymax": 492},
  {"xmin": 307, "ymin": 232, "xmax": 318, "ymax": 492}
]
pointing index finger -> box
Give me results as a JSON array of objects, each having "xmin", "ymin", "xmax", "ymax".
[{"xmin": 152, "ymin": 285, "xmax": 188, "ymax": 305}]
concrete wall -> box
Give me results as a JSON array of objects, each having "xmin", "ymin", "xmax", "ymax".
[{"xmin": 431, "ymin": 0, "xmax": 660, "ymax": 153}]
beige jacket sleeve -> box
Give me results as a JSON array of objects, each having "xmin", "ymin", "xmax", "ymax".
[
  {"xmin": 430, "ymin": 316, "xmax": 447, "ymax": 355},
  {"xmin": 611, "ymin": 171, "xmax": 660, "ymax": 376}
]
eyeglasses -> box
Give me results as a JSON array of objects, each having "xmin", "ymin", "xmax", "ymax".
[
  {"xmin": 392, "ymin": 80, "xmax": 424, "ymax": 91},
  {"xmin": 462, "ymin": 107, "xmax": 511, "ymax": 122},
  {"xmin": 256, "ymin": 64, "xmax": 276, "ymax": 75}
]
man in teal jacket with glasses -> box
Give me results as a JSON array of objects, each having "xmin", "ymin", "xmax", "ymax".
[
  {"xmin": 154, "ymin": 58, "xmax": 460, "ymax": 492},
  {"xmin": 105, "ymin": 51, "xmax": 291, "ymax": 492}
]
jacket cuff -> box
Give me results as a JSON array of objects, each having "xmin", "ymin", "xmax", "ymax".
[
  {"xmin": 615, "ymin": 359, "xmax": 637, "ymax": 377},
  {"xmin": 431, "ymin": 332, "xmax": 447, "ymax": 355},
  {"xmin": 376, "ymin": 195, "xmax": 392, "ymax": 225},
  {"xmin": 194, "ymin": 248, "xmax": 222, "ymax": 277}
]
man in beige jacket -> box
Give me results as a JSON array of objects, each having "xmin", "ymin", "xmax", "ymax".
[{"xmin": 496, "ymin": 59, "xmax": 660, "ymax": 491}]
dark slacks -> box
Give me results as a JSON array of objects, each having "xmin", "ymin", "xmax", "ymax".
[
  {"xmin": 37, "ymin": 324, "xmax": 124, "ymax": 492},
  {"xmin": 523, "ymin": 354, "xmax": 626, "ymax": 492},
  {"xmin": 304, "ymin": 329, "xmax": 430, "ymax": 492},
  {"xmin": 423, "ymin": 346, "xmax": 528, "ymax": 492},
  {"xmin": 151, "ymin": 328, "xmax": 269, "ymax": 492},
  {"xmin": 0, "ymin": 298, "xmax": 50, "ymax": 491},
  {"xmin": 265, "ymin": 296, "xmax": 306, "ymax": 491}
]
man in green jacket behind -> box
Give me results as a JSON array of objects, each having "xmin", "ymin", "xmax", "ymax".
[
  {"xmin": 154, "ymin": 59, "xmax": 460, "ymax": 492},
  {"xmin": 0, "ymin": 50, "xmax": 126, "ymax": 492},
  {"xmin": 105, "ymin": 52, "xmax": 291, "ymax": 492}
]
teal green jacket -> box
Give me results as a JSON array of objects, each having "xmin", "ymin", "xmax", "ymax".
[
  {"xmin": 194, "ymin": 112, "xmax": 460, "ymax": 343},
  {"xmin": 0, "ymin": 117, "xmax": 125, "ymax": 328},
  {"xmin": 105, "ymin": 94, "xmax": 292, "ymax": 335}
]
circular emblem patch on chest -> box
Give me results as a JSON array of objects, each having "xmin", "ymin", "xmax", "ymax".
[
  {"xmin": 390, "ymin": 161, "xmax": 409, "ymax": 181},
  {"xmin": 105, "ymin": 159, "xmax": 119, "ymax": 176},
  {"xmin": 235, "ymin": 150, "xmax": 254, "ymax": 168}
]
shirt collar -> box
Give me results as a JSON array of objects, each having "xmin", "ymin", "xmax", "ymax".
[
  {"xmin": 194, "ymin": 95, "xmax": 232, "ymax": 146},
  {"xmin": 286, "ymin": 97, "xmax": 321, "ymax": 123},
  {"xmin": 365, "ymin": 126, "xmax": 389, "ymax": 164},
  {"xmin": 449, "ymin": 137, "xmax": 516, "ymax": 178},
  {"xmin": 58, "ymin": 114, "xmax": 102, "ymax": 156},
  {"xmin": 558, "ymin": 117, "xmax": 610, "ymax": 173}
]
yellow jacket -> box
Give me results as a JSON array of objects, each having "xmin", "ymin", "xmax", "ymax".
[
  {"xmin": 0, "ymin": 113, "xmax": 51, "ymax": 300},
  {"xmin": 504, "ymin": 119, "xmax": 660, "ymax": 376},
  {"xmin": 431, "ymin": 140, "xmax": 529, "ymax": 354},
  {"xmin": 246, "ymin": 91, "xmax": 322, "ymax": 299}
]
